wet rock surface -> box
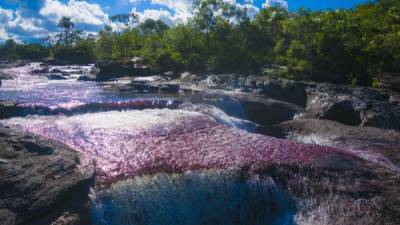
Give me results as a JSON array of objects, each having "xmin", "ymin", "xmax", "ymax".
[
  {"xmin": 275, "ymin": 119, "xmax": 400, "ymax": 168},
  {"xmin": 0, "ymin": 127, "xmax": 93, "ymax": 225}
]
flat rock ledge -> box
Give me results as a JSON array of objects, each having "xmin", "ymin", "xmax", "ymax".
[{"xmin": 0, "ymin": 126, "xmax": 94, "ymax": 225}]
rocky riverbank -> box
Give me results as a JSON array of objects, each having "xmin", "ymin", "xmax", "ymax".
[{"xmin": 0, "ymin": 126, "xmax": 94, "ymax": 225}]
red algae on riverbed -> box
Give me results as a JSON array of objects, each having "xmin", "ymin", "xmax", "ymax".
[{"xmin": 2, "ymin": 109, "xmax": 356, "ymax": 183}]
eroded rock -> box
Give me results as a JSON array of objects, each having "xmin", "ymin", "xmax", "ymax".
[
  {"xmin": 229, "ymin": 93, "xmax": 304, "ymax": 126},
  {"xmin": 0, "ymin": 127, "xmax": 93, "ymax": 225},
  {"xmin": 276, "ymin": 119, "xmax": 400, "ymax": 168}
]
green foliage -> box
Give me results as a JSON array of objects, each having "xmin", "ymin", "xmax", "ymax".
[
  {"xmin": 16, "ymin": 43, "xmax": 50, "ymax": 60},
  {"xmin": 96, "ymin": 25, "xmax": 114, "ymax": 60},
  {"xmin": 138, "ymin": 19, "xmax": 169, "ymax": 35},
  {"xmin": 0, "ymin": 39, "xmax": 19, "ymax": 59},
  {"xmin": 53, "ymin": 39, "xmax": 96, "ymax": 64},
  {"xmin": 1, "ymin": 0, "xmax": 400, "ymax": 86},
  {"xmin": 0, "ymin": 40, "xmax": 50, "ymax": 60}
]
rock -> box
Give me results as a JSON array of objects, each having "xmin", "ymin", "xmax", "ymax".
[
  {"xmin": 159, "ymin": 84, "xmax": 180, "ymax": 93},
  {"xmin": 89, "ymin": 67, "xmax": 100, "ymax": 75},
  {"xmin": 50, "ymin": 213, "xmax": 80, "ymax": 225},
  {"xmin": 130, "ymin": 82, "xmax": 159, "ymax": 92},
  {"xmin": 259, "ymin": 78, "xmax": 309, "ymax": 107},
  {"xmin": 253, "ymin": 158, "xmax": 400, "ymax": 225},
  {"xmin": 163, "ymin": 71, "xmax": 175, "ymax": 78},
  {"xmin": 47, "ymin": 74, "xmax": 67, "ymax": 80},
  {"xmin": 50, "ymin": 69, "xmax": 63, "ymax": 74},
  {"xmin": 95, "ymin": 60, "xmax": 153, "ymax": 81},
  {"xmin": 228, "ymin": 93, "xmax": 304, "ymax": 126},
  {"xmin": 321, "ymin": 100, "xmax": 364, "ymax": 126},
  {"xmin": 0, "ymin": 102, "xmax": 50, "ymax": 119},
  {"xmin": 361, "ymin": 101, "xmax": 400, "ymax": 131},
  {"xmin": 378, "ymin": 73, "xmax": 400, "ymax": 92},
  {"xmin": 179, "ymin": 72, "xmax": 202, "ymax": 82},
  {"xmin": 77, "ymin": 74, "xmax": 96, "ymax": 82},
  {"xmin": 0, "ymin": 71, "xmax": 13, "ymax": 80},
  {"xmin": 275, "ymin": 119, "xmax": 400, "ymax": 166},
  {"xmin": 277, "ymin": 118, "xmax": 400, "ymax": 144},
  {"xmin": 0, "ymin": 209, "xmax": 16, "ymax": 225},
  {"xmin": 304, "ymin": 83, "xmax": 400, "ymax": 129},
  {"xmin": 0, "ymin": 102, "xmax": 27, "ymax": 119},
  {"xmin": 199, "ymin": 74, "xmax": 242, "ymax": 88},
  {"xmin": 194, "ymin": 75, "xmax": 309, "ymax": 107},
  {"xmin": 32, "ymin": 67, "xmax": 49, "ymax": 74},
  {"xmin": 0, "ymin": 127, "xmax": 93, "ymax": 225},
  {"xmin": 0, "ymin": 60, "xmax": 29, "ymax": 69},
  {"xmin": 0, "ymin": 71, "xmax": 13, "ymax": 87},
  {"xmin": 390, "ymin": 94, "xmax": 400, "ymax": 105}
]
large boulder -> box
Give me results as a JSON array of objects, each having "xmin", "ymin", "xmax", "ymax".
[
  {"xmin": 0, "ymin": 127, "xmax": 93, "ymax": 225},
  {"xmin": 361, "ymin": 101, "xmax": 400, "ymax": 131},
  {"xmin": 304, "ymin": 83, "xmax": 400, "ymax": 130},
  {"xmin": 321, "ymin": 100, "xmax": 364, "ymax": 126},
  {"xmin": 258, "ymin": 78, "xmax": 309, "ymax": 107},
  {"xmin": 197, "ymin": 75, "xmax": 309, "ymax": 107},
  {"xmin": 95, "ymin": 59, "xmax": 153, "ymax": 81}
]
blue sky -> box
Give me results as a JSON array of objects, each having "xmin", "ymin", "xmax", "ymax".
[{"xmin": 0, "ymin": 0, "xmax": 372, "ymax": 42}]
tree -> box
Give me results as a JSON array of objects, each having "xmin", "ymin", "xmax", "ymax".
[
  {"xmin": 0, "ymin": 39, "xmax": 18, "ymax": 59},
  {"xmin": 58, "ymin": 17, "xmax": 75, "ymax": 47},
  {"xmin": 96, "ymin": 25, "xmax": 114, "ymax": 60},
  {"xmin": 110, "ymin": 13, "xmax": 138, "ymax": 30},
  {"xmin": 138, "ymin": 19, "xmax": 169, "ymax": 36},
  {"xmin": 192, "ymin": 0, "xmax": 248, "ymax": 31}
]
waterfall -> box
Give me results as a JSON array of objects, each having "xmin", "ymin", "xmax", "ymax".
[{"xmin": 91, "ymin": 169, "xmax": 295, "ymax": 225}]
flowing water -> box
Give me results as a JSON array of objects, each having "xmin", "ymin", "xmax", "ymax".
[{"xmin": 0, "ymin": 63, "xmax": 392, "ymax": 225}]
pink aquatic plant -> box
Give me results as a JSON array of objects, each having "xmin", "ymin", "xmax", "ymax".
[{"xmin": 1, "ymin": 109, "xmax": 361, "ymax": 184}]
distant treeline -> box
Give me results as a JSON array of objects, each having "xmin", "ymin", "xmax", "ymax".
[{"xmin": 0, "ymin": 0, "xmax": 399, "ymax": 85}]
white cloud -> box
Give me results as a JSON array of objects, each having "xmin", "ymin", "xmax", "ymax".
[
  {"xmin": 0, "ymin": 0, "xmax": 266, "ymax": 42},
  {"xmin": 149, "ymin": 0, "xmax": 193, "ymax": 23},
  {"xmin": 133, "ymin": 8, "xmax": 175, "ymax": 26},
  {"xmin": 39, "ymin": 0, "xmax": 109, "ymax": 26},
  {"xmin": 236, "ymin": 3, "xmax": 260, "ymax": 19},
  {"xmin": 0, "ymin": 26, "xmax": 14, "ymax": 41},
  {"xmin": 263, "ymin": 0, "xmax": 288, "ymax": 9},
  {"xmin": 0, "ymin": 1, "xmax": 111, "ymax": 42},
  {"xmin": 0, "ymin": 7, "xmax": 13, "ymax": 23},
  {"xmin": 223, "ymin": 0, "xmax": 236, "ymax": 4},
  {"xmin": 8, "ymin": 10, "xmax": 47, "ymax": 36},
  {"xmin": 133, "ymin": 0, "xmax": 260, "ymax": 25}
]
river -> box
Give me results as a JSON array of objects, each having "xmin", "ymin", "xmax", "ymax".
[{"xmin": 0, "ymin": 62, "xmax": 397, "ymax": 225}]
